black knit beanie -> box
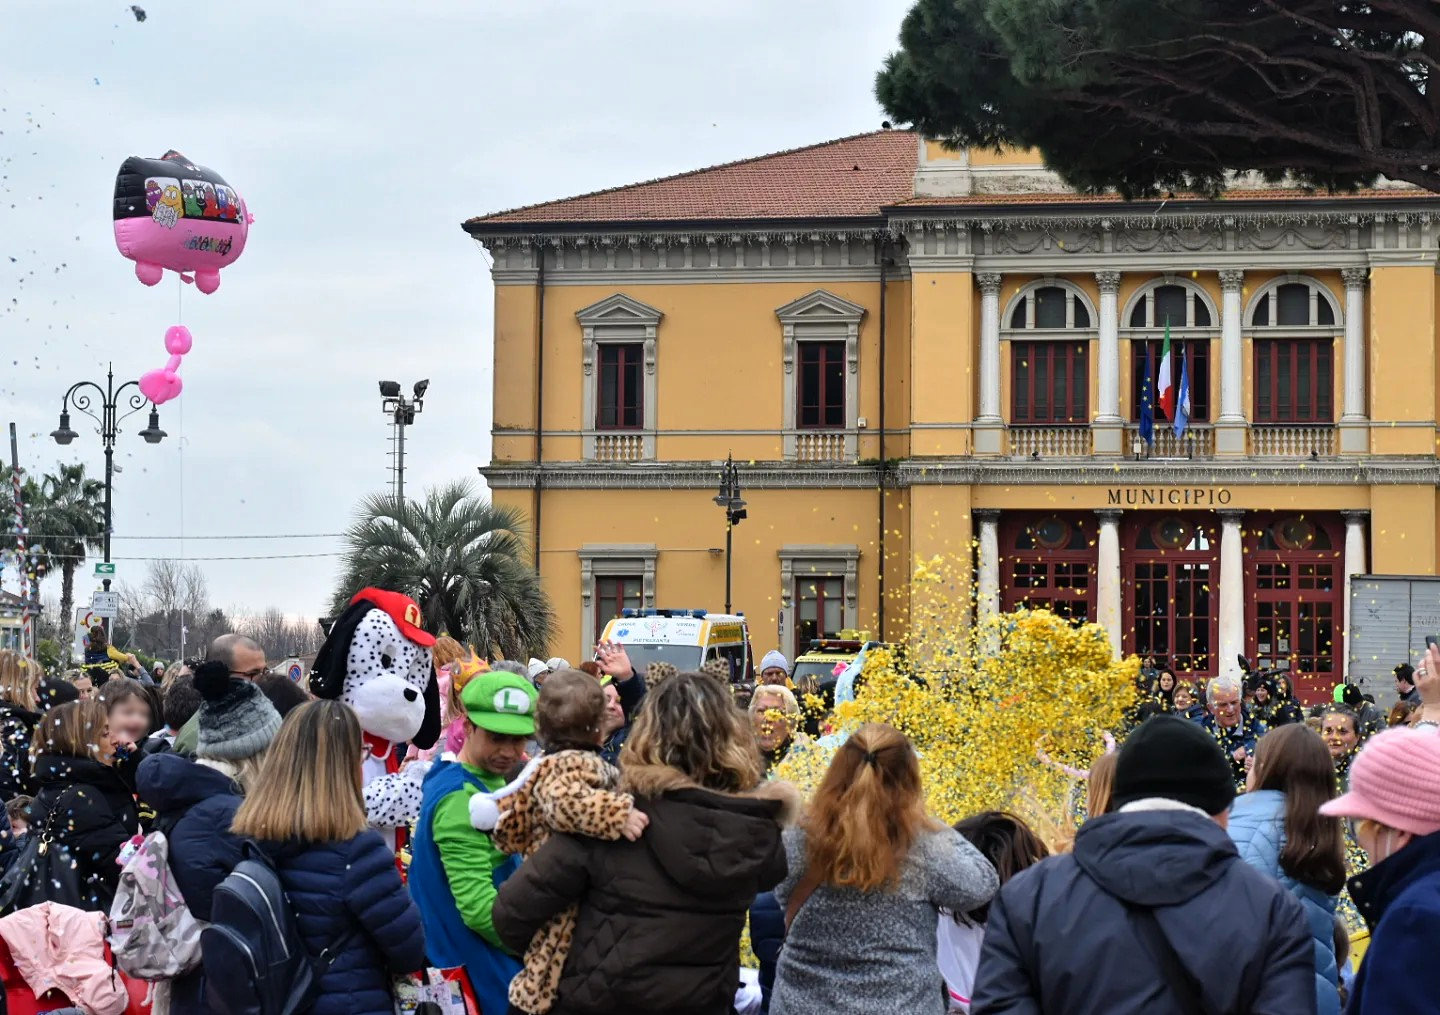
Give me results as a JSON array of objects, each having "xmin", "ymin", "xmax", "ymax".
[
  {"xmin": 1112, "ymin": 714, "xmax": 1236, "ymax": 816},
  {"xmin": 193, "ymin": 660, "xmax": 283, "ymax": 762}
]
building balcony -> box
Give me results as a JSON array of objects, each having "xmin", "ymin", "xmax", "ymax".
[
  {"xmin": 1124, "ymin": 424, "xmax": 1216, "ymax": 459},
  {"xmin": 1003, "ymin": 422, "xmax": 1337, "ymax": 461},
  {"xmin": 1007, "ymin": 425, "xmax": 1091, "ymax": 459},
  {"xmin": 793, "ymin": 429, "xmax": 852, "ymax": 463},
  {"xmin": 592, "ymin": 431, "xmax": 648, "ymax": 463},
  {"xmin": 1248, "ymin": 425, "xmax": 1335, "ymax": 458}
]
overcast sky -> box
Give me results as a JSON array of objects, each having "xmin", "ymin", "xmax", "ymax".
[{"xmin": 2, "ymin": 0, "xmax": 913, "ymax": 627}]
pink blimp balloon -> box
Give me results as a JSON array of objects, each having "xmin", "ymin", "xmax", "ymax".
[
  {"xmin": 138, "ymin": 325, "xmax": 193, "ymax": 405},
  {"xmin": 113, "ymin": 150, "xmax": 251, "ymax": 293}
]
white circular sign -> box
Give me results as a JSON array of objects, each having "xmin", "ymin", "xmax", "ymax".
[{"xmin": 493, "ymin": 686, "xmax": 532, "ymax": 715}]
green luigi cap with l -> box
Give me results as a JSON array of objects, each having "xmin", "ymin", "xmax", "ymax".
[{"xmin": 462, "ymin": 670, "xmax": 538, "ymax": 736}]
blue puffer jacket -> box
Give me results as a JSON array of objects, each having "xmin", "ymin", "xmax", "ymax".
[
  {"xmin": 262, "ymin": 832, "xmax": 427, "ymax": 1015},
  {"xmin": 1228, "ymin": 790, "xmax": 1340, "ymax": 1015},
  {"xmin": 1347, "ymin": 828, "xmax": 1440, "ymax": 1014},
  {"xmin": 749, "ymin": 891, "xmax": 785, "ymax": 1014},
  {"xmin": 973, "ymin": 808, "xmax": 1314, "ymax": 1015},
  {"xmin": 136, "ymin": 753, "xmax": 249, "ymax": 1015},
  {"xmin": 137, "ymin": 753, "xmax": 247, "ymax": 922}
]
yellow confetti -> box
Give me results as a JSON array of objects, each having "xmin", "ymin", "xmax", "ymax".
[{"xmin": 776, "ymin": 554, "xmax": 1138, "ymax": 833}]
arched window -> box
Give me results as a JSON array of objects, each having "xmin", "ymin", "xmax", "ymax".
[
  {"xmin": 1127, "ymin": 283, "xmax": 1213, "ymax": 328},
  {"xmin": 1246, "ymin": 277, "xmax": 1341, "ymax": 425},
  {"xmin": 1247, "ymin": 278, "xmax": 1340, "ymax": 328},
  {"xmin": 1004, "ymin": 282, "xmax": 1096, "ymax": 427},
  {"xmin": 1007, "ymin": 284, "xmax": 1093, "ymax": 330},
  {"xmin": 1125, "ymin": 280, "xmax": 1217, "ymax": 424}
]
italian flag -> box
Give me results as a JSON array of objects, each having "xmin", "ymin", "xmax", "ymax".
[{"xmin": 1157, "ymin": 321, "xmax": 1175, "ymax": 419}]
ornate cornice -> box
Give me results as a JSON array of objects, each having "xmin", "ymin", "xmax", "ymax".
[
  {"xmin": 481, "ymin": 458, "xmax": 1440, "ymax": 490},
  {"xmin": 891, "ymin": 207, "xmax": 1440, "ymax": 234},
  {"xmin": 898, "ymin": 459, "xmax": 1440, "ymax": 487},
  {"xmin": 479, "ymin": 227, "xmax": 909, "ymax": 285},
  {"xmin": 479, "ymin": 462, "xmax": 892, "ymax": 490}
]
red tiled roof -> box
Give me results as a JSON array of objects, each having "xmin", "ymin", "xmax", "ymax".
[
  {"xmin": 465, "ymin": 130, "xmax": 921, "ymax": 228},
  {"xmin": 891, "ymin": 188, "xmax": 1427, "ymax": 208}
]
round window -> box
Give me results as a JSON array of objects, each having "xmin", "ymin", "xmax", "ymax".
[
  {"xmin": 1272, "ymin": 516, "xmax": 1317, "ymax": 551},
  {"xmin": 1150, "ymin": 517, "xmax": 1194, "ymax": 551},
  {"xmin": 1032, "ymin": 516, "xmax": 1071, "ymax": 551}
]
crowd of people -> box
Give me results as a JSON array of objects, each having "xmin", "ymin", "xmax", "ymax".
[{"xmin": 0, "ymin": 625, "xmax": 1438, "ymax": 1015}]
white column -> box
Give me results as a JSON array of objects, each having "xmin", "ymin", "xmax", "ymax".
[
  {"xmin": 1095, "ymin": 510, "xmax": 1122, "ymax": 659},
  {"xmin": 1095, "ymin": 272, "xmax": 1122, "ymax": 421},
  {"xmin": 1092, "ymin": 271, "xmax": 1124, "ymax": 456},
  {"xmin": 976, "ymin": 509, "xmax": 1000, "ymax": 619},
  {"xmin": 1217, "ymin": 269, "xmax": 1245, "ymax": 422},
  {"xmin": 1218, "ymin": 510, "xmax": 1245, "ymax": 673},
  {"xmin": 1342, "ymin": 510, "xmax": 1368, "ymax": 680},
  {"xmin": 1340, "ymin": 267, "xmax": 1369, "ymax": 454},
  {"xmin": 974, "ymin": 273, "xmax": 1004, "ymax": 455}
]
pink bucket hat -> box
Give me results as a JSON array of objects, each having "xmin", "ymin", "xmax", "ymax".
[{"xmin": 1320, "ymin": 726, "xmax": 1440, "ymax": 837}]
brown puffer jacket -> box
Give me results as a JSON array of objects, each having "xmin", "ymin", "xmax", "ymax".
[{"xmin": 493, "ymin": 761, "xmax": 797, "ymax": 1015}]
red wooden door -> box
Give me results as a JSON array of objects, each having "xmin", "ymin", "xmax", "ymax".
[
  {"xmin": 998, "ymin": 513, "xmax": 1097, "ymax": 623},
  {"xmin": 1122, "ymin": 514, "xmax": 1220, "ymax": 678},
  {"xmin": 1244, "ymin": 513, "xmax": 1344, "ymax": 704}
]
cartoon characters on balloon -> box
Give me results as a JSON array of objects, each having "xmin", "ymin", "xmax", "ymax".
[{"xmin": 113, "ymin": 149, "xmax": 252, "ymax": 405}]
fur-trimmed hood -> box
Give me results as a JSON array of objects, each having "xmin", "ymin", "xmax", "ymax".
[{"xmin": 621, "ymin": 760, "xmax": 801, "ymax": 827}]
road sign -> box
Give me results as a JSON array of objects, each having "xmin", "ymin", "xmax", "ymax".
[
  {"xmin": 94, "ymin": 562, "xmax": 116, "ymax": 576},
  {"xmin": 90, "ymin": 591, "xmax": 120, "ymax": 618}
]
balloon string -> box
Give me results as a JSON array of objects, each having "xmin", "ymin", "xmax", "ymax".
[{"xmin": 176, "ymin": 273, "xmax": 183, "ymax": 323}]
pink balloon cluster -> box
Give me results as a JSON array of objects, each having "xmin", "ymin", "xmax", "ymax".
[{"xmin": 138, "ymin": 325, "xmax": 193, "ymax": 405}]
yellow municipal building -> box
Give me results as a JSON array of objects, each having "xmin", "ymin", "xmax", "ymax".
[{"xmin": 466, "ymin": 131, "xmax": 1440, "ymax": 703}]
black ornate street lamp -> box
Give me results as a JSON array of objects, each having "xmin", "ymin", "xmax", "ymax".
[
  {"xmin": 51, "ymin": 364, "xmax": 165, "ymax": 629},
  {"xmin": 713, "ymin": 454, "xmax": 747, "ymax": 615}
]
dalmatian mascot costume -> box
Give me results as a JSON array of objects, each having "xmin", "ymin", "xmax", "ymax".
[{"xmin": 310, "ymin": 587, "xmax": 441, "ymax": 853}]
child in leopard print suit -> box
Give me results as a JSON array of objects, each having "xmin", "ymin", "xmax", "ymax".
[{"xmin": 471, "ymin": 668, "xmax": 648, "ymax": 1015}]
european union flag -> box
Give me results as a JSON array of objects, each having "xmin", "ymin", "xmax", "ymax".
[{"xmin": 1139, "ymin": 341, "xmax": 1156, "ymax": 448}]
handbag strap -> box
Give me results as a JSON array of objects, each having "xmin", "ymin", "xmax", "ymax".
[
  {"xmin": 1124, "ymin": 903, "xmax": 1212, "ymax": 1015},
  {"xmin": 38, "ymin": 785, "xmax": 86, "ymax": 843},
  {"xmin": 783, "ymin": 870, "xmax": 823, "ymax": 932}
]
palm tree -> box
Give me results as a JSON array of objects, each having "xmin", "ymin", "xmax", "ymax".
[
  {"xmin": 23, "ymin": 463, "xmax": 106, "ymax": 657},
  {"xmin": 331, "ymin": 481, "xmax": 554, "ymax": 660}
]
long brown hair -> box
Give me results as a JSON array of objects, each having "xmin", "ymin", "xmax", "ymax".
[
  {"xmin": 952, "ymin": 811, "xmax": 1049, "ymax": 925},
  {"xmin": 231, "ymin": 700, "xmax": 367, "ymax": 844},
  {"xmin": 432, "ymin": 635, "xmax": 466, "ymax": 719},
  {"xmin": 0, "ymin": 650, "xmax": 38, "ymax": 711},
  {"xmin": 620, "ymin": 671, "xmax": 761, "ymax": 792},
  {"xmin": 1086, "ymin": 751, "xmax": 1118, "ymax": 818},
  {"xmin": 1251, "ymin": 724, "xmax": 1347, "ymax": 894},
  {"xmin": 31, "ymin": 699, "xmax": 109, "ymax": 762},
  {"xmin": 804, "ymin": 723, "xmax": 939, "ymax": 892}
]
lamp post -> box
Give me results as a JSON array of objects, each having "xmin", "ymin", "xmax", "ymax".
[
  {"xmin": 50, "ymin": 363, "xmax": 166, "ymax": 633},
  {"xmin": 379, "ymin": 379, "xmax": 428, "ymax": 503},
  {"xmin": 712, "ymin": 454, "xmax": 746, "ymax": 615}
]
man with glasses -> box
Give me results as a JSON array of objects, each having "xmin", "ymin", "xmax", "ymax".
[
  {"xmin": 1200, "ymin": 673, "xmax": 1266, "ymax": 789},
  {"xmin": 172, "ymin": 634, "xmax": 268, "ymax": 756}
]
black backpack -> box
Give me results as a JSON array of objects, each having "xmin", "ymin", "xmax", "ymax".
[{"xmin": 201, "ymin": 842, "xmax": 355, "ymax": 1015}]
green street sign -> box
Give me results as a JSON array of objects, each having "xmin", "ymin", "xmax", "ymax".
[{"xmin": 94, "ymin": 562, "xmax": 116, "ymax": 576}]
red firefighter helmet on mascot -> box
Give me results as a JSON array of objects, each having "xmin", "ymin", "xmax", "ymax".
[{"xmin": 310, "ymin": 588, "xmax": 440, "ymax": 748}]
